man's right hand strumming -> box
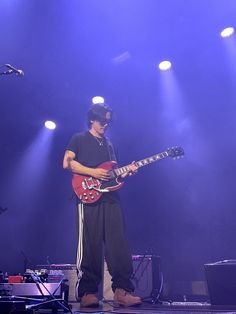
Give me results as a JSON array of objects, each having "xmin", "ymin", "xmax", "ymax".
[{"xmin": 90, "ymin": 168, "xmax": 110, "ymax": 181}]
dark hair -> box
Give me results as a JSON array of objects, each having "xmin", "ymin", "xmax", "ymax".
[{"xmin": 87, "ymin": 103, "xmax": 112, "ymax": 128}]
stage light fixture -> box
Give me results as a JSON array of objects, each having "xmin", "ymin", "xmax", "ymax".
[
  {"xmin": 44, "ymin": 120, "xmax": 56, "ymax": 130},
  {"xmin": 92, "ymin": 96, "xmax": 105, "ymax": 104},
  {"xmin": 159, "ymin": 61, "xmax": 172, "ymax": 71},
  {"xmin": 220, "ymin": 27, "xmax": 234, "ymax": 38}
]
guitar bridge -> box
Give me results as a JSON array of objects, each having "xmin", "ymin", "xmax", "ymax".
[{"xmin": 83, "ymin": 177, "xmax": 101, "ymax": 190}]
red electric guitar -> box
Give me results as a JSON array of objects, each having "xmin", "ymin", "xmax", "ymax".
[{"xmin": 72, "ymin": 147, "xmax": 184, "ymax": 204}]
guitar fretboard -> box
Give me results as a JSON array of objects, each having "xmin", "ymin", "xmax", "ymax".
[{"xmin": 114, "ymin": 151, "xmax": 169, "ymax": 176}]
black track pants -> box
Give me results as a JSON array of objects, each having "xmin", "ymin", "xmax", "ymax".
[{"xmin": 77, "ymin": 200, "xmax": 134, "ymax": 297}]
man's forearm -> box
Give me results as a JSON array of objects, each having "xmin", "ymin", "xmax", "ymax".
[{"xmin": 68, "ymin": 160, "xmax": 94, "ymax": 176}]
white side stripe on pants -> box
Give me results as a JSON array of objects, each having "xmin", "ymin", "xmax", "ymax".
[{"xmin": 75, "ymin": 202, "xmax": 84, "ymax": 300}]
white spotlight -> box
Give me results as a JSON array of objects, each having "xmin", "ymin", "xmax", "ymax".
[
  {"xmin": 92, "ymin": 96, "xmax": 105, "ymax": 104},
  {"xmin": 221, "ymin": 27, "xmax": 234, "ymax": 38},
  {"xmin": 44, "ymin": 120, "xmax": 56, "ymax": 130},
  {"xmin": 158, "ymin": 60, "xmax": 172, "ymax": 71}
]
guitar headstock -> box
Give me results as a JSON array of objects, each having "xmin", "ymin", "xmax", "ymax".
[{"xmin": 167, "ymin": 146, "xmax": 185, "ymax": 159}]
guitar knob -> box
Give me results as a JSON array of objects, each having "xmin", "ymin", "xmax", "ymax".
[
  {"xmin": 85, "ymin": 196, "xmax": 88, "ymax": 200},
  {"xmin": 91, "ymin": 196, "xmax": 94, "ymax": 200},
  {"xmin": 89, "ymin": 192, "xmax": 92, "ymax": 195}
]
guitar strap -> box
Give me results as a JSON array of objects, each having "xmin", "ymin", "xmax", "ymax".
[{"xmin": 106, "ymin": 137, "xmax": 117, "ymax": 162}]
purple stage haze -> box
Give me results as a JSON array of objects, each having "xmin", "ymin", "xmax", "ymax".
[{"xmin": 0, "ymin": 0, "xmax": 236, "ymax": 298}]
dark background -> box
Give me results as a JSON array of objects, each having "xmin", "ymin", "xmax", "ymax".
[{"xmin": 0, "ymin": 0, "xmax": 236, "ymax": 296}]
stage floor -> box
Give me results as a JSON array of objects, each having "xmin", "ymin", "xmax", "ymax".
[
  {"xmin": 2, "ymin": 298, "xmax": 236, "ymax": 313},
  {"xmin": 69, "ymin": 301, "xmax": 236, "ymax": 314}
]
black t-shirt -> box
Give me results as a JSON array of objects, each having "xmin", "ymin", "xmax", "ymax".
[
  {"xmin": 67, "ymin": 131, "xmax": 112, "ymax": 167},
  {"xmin": 67, "ymin": 131, "xmax": 120, "ymax": 203}
]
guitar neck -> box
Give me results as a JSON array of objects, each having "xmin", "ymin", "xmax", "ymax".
[{"xmin": 114, "ymin": 151, "xmax": 169, "ymax": 176}]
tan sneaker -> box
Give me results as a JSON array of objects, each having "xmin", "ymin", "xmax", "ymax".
[
  {"xmin": 114, "ymin": 288, "xmax": 142, "ymax": 307},
  {"xmin": 80, "ymin": 294, "xmax": 99, "ymax": 308}
]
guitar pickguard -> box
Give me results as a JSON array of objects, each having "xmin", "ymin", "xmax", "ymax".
[{"xmin": 99, "ymin": 178, "xmax": 123, "ymax": 191}]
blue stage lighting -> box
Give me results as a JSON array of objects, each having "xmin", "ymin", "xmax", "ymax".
[
  {"xmin": 92, "ymin": 96, "xmax": 105, "ymax": 104},
  {"xmin": 159, "ymin": 61, "xmax": 172, "ymax": 71},
  {"xmin": 221, "ymin": 27, "xmax": 234, "ymax": 38},
  {"xmin": 44, "ymin": 120, "xmax": 56, "ymax": 130}
]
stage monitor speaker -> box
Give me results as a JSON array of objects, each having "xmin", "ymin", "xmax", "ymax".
[
  {"xmin": 205, "ymin": 260, "xmax": 236, "ymax": 305},
  {"xmin": 103, "ymin": 255, "xmax": 162, "ymax": 300}
]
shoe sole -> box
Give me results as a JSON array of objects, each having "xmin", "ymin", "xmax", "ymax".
[
  {"xmin": 80, "ymin": 302, "xmax": 99, "ymax": 308},
  {"xmin": 113, "ymin": 301, "xmax": 142, "ymax": 307}
]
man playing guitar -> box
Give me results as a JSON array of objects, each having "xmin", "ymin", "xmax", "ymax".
[{"xmin": 63, "ymin": 103, "xmax": 141, "ymax": 308}]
